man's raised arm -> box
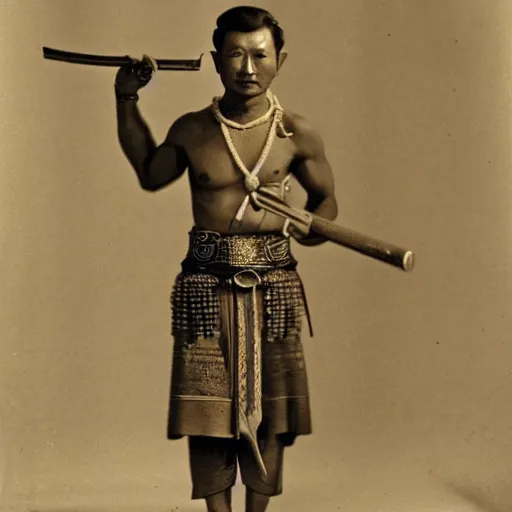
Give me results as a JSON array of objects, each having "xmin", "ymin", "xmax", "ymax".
[{"xmin": 115, "ymin": 56, "xmax": 188, "ymax": 192}]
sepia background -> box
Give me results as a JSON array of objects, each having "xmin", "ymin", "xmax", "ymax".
[{"xmin": 1, "ymin": 0, "xmax": 512, "ymax": 511}]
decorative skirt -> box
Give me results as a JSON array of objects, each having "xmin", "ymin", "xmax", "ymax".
[{"xmin": 167, "ymin": 228, "xmax": 313, "ymax": 474}]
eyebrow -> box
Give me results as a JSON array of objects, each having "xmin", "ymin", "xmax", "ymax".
[{"xmin": 227, "ymin": 44, "xmax": 270, "ymax": 52}]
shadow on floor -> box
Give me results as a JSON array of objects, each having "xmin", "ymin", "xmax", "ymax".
[{"xmin": 441, "ymin": 480, "xmax": 512, "ymax": 512}]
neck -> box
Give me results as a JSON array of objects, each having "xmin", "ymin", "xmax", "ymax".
[{"xmin": 220, "ymin": 91, "xmax": 272, "ymax": 124}]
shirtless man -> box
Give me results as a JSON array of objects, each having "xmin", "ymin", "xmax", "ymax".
[{"xmin": 115, "ymin": 6, "xmax": 337, "ymax": 512}]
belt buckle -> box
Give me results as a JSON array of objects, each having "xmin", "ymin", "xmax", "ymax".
[{"xmin": 233, "ymin": 269, "xmax": 261, "ymax": 288}]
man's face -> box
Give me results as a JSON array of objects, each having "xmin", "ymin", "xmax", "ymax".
[{"xmin": 215, "ymin": 27, "xmax": 282, "ymax": 97}]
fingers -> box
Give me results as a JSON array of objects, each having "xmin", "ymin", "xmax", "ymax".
[
  {"xmin": 123, "ymin": 54, "xmax": 156, "ymax": 66},
  {"xmin": 284, "ymin": 220, "xmax": 308, "ymax": 240},
  {"xmin": 135, "ymin": 54, "xmax": 157, "ymax": 85},
  {"xmin": 115, "ymin": 53, "xmax": 156, "ymax": 93},
  {"xmin": 142, "ymin": 54, "xmax": 158, "ymax": 73},
  {"xmin": 122, "ymin": 54, "xmax": 157, "ymax": 73}
]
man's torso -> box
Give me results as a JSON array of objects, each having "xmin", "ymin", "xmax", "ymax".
[{"xmin": 176, "ymin": 106, "xmax": 301, "ymax": 234}]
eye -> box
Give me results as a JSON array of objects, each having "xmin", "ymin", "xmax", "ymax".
[
  {"xmin": 228, "ymin": 51, "xmax": 243, "ymax": 58},
  {"xmin": 255, "ymin": 53, "xmax": 267, "ymax": 59}
]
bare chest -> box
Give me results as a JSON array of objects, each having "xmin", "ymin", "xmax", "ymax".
[{"xmin": 186, "ymin": 122, "xmax": 296, "ymax": 189}]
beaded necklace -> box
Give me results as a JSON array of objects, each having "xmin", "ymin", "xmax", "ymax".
[{"xmin": 211, "ymin": 90, "xmax": 293, "ymax": 225}]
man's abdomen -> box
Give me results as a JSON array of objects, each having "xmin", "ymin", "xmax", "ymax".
[{"xmin": 191, "ymin": 183, "xmax": 287, "ymax": 234}]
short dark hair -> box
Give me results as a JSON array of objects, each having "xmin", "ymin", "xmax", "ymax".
[{"xmin": 213, "ymin": 6, "xmax": 285, "ymax": 55}]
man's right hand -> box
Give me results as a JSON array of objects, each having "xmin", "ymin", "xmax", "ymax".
[{"xmin": 114, "ymin": 54, "xmax": 157, "ymax": 95}]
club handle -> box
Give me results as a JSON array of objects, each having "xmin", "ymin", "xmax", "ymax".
[{"xmin": 310, "ymin": 215, "xmax": 415, "ymax": 272}]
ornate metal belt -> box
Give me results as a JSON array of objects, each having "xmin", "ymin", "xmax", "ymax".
[{"xmin": 183, "ymin": 227, "xmax": 296, "ymax": 270}]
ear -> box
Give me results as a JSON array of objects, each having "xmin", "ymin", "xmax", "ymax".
[
  {"xmin": 210, "ymin": 51, "xmax": 221, "ymax": 74},
  {"xmin": 277, "ymin": 51, "xmax": 288, "ymax": 72}
]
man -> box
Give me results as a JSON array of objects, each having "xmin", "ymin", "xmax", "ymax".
[{"xmin": 115, "ymin": 6, "xmax": 338, "ymax": 512}]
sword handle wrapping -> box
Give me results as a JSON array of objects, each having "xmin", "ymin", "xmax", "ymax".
[{"xmin": 310, "ymin": 215, "xmax": 415, "ymax": 272}]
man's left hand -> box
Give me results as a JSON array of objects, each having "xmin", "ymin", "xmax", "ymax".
[{"xmin": 285, "ymin": 220, "xmax": 327, "ymax": 246}]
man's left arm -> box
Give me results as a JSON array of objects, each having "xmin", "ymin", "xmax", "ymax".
[{"xmin": 289, "ymin": 117, "xmax": 339, "ymax": 246}]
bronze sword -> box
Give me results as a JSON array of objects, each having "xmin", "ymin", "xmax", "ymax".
[
  {"xmin": 42, "ymin": 47, "xmax": 203, "ymax": 71},
  {"xmin": 250, "ymin": 188, "xmax": 415, "ymax": 272}
]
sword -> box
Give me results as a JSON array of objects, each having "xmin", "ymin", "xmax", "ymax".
[
  {"xmin": 250, "ymin": 188, "xmax": 415, "ymax": 272},
  {"xmin": 42, "ymin": 46, "xmax": 203, "ymax": 71}
]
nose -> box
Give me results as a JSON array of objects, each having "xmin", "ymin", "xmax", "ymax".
[{"xmin": 241, "ymin": 55, "xmax": 255, "ymax": 75}]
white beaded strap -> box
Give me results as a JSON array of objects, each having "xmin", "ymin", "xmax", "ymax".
[
  {"xmin": 211, "ymin": 91, "xmax": 294, "ymax": 225},
  {"xmin": 222, "ymin": 116, "xmax": 279, "ymax": 222},
  {"xmin": 212, "ymin": 90, "xmax": 275, "ymax": 130},
  {"xmin": 281, "ymin": 218, "xmax": 291, "ymax": 238},
  {"xmin": 280, "ymin": 173, "xmax": 292, "ymax": 194},
  {"xmin": 272, "ymin": 95, "xmax": 293, "ymax": 138}
]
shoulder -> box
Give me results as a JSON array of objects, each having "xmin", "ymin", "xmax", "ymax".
[
  {"xmin": 283, "ymin": 111, "xmax": 313, "ymax": 134},
  {"xmin": 283, "ymin": 111, "xmax": 326, "ymax": 157},
  {"xmin": 166, "ymin": 106, "xmax": 215, "ymax": 143},
  {"xmin": 167, "ymin": 108, "xmax": 206, "ymax": 135}
]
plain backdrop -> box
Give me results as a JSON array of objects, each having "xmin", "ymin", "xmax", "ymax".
[{"xmin": 1, "ymin": 1, "xmax": 512, "ymax": 511}]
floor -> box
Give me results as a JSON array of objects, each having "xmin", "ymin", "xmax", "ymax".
[{"xmin": 2, "ymin": 447, "xmax": 510, "ymax": 512}]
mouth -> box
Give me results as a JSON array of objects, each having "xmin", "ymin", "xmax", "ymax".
[{"xmin": 236, "ymin": 80, "xmax": 259, "ymax": 87}]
